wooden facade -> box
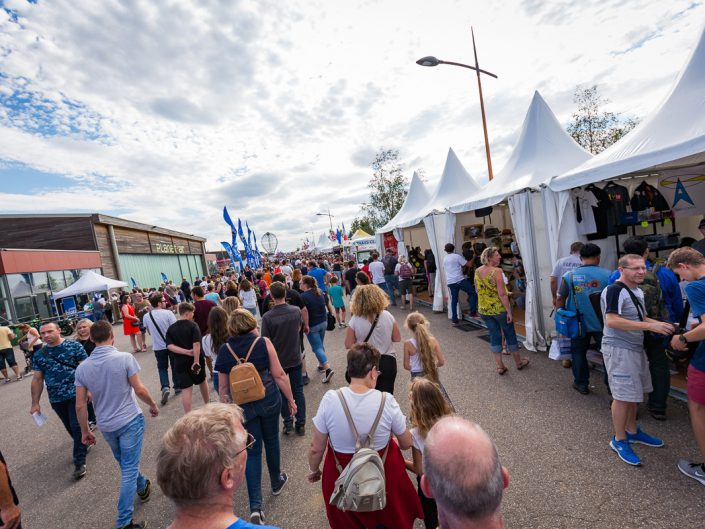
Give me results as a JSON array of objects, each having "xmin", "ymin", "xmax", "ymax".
[{"xmin": 0, "ymin": 216, "xmax": 96, "ymax": 251}]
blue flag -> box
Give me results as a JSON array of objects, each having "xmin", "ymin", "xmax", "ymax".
[
  {"xmin": 246, "ymin": 221, "xmax": 255, "ymax": 268},
  {"xmin": 238, "ymin": 219, "xmax": 253, "ymax": 267},
  {"xmin": 253, "ymin": 231, "xmax": 261, "ymax": 267},
  {"xmin": 221, "ymin": 241, "xmax": 243, "ymax": 271},
  {"xmin": 161, "ymin": 272, "xmax": 168, "ymax": 284},
  {"xmin": 130, "ymin": 277, "xmax": 138, "ymax": 289},
  {"xmin": 336, "ymin": 228, "xmax": 342, "ymax": 244},
  {"xmin": 223, "ymin": 206, "xmax": 241, "ymax": 259}
]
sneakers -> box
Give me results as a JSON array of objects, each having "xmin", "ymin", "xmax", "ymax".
[
  {"xmin": 316, "ymin": 366, "xmax": 326, "ymax": 373},
  {"xmin": 610, "ymin": 437, "xmax": 641, "ymax": 466},
  {"xmin": 118, "ymin": 521, "xmax": 147, "ymax": 529},
  {"xmin": 561, "ymin": 359, "xmax": 572, "ymax": 368},
  {"xmin": 677, "ymin": 460, "xmax": 705, "ymax": 486},
  {"xmin": 649, "ymin": 409, "xmax": 667, "ymax": 421},
  {"xmin": 302, "ymin": 374, "xmax": 310, "ymax": 386},
  {"xmin": 295, "ymin": 424, "xmax": 305, "ymax": 436},
  {"xmin": 272, "ymin": 472, "xmax": 288, "ymax": 495},
  {"xmin": 572, "ymin": 382, "xmax": 590, "ymax": 395},
  {"xmin": 160, "ymin": 387, "xmax": 169, "ymax": 405},
  {"xmin": 322, "ymin": 368, "xmax": 334, "ymax": 384},
  {"xmin": 282, "ymin": 424, "xmax": 294, "ymax": 436},
  {"xmin": 249, "ymin": 510, "xmax": 265, "ymax": 525},
  {"xmin": 626, "ymin": 427, "xmax": 664, "ymax": 447},
  {"xmin": 88, "ymin": 420, "xmax": 97, "ymax": 431},
  {"xmin": 137, "ymin": 479, "xmax": 151, "ymax": 503},
  {"xmin": 73, "ymin": 464, "xmax": 87, "ymax": 480}
]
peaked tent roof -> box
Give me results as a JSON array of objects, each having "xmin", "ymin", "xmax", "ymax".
[
  {"xmin": 420, "ymin": 148, "xmax": 480, "ymax": 219},
  {"xmin": 550, "ymin": 25, "xmax": 705, "ymax": 191},
  {"xmin": 52, "ymin": 270, "xmax": 128, "ymax": 299},
  {"xmin": 350, "ymin": 229, "xmax": 372, "ymax": 240},
  {"xmin": 377, "ymin": 171, "xmax": 432, "ymax": 233},
  {"xmin": 449, "ymin": 91, "xmax": 592, "ymax": 213}
]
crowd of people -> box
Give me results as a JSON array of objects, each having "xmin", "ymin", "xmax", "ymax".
[{"xmin": 1, "ymin": 237, "xmax": 704, "ymax": 529}]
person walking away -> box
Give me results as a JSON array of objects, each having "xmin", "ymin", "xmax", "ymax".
[
  {"xmin": 239, "ymin": 279, "xmax": 259, "ymax": 316},
  {"xmin": 165, "ymin": 303, "xmax": 209, "ymax": 413},
  {"xmin": 601, "ymin": 254, "xmax": 674, "ymax": 466},
  {"xmin": 157, "ymin": 403, "xmax": 282, "ymax": 529},
  {"xmin": 30, "ymin": 322, "xmax": 89, "ymax": 480},
  {"xmin": 307, "ymin": 343, "xmax": 423, "ymax": 529},
  {"xmin": 0, "ymin": 449, "xmax": 21, "ymax": 529},
  {"xmin": 215, "ymin": 309, "xmax": 297, "ymax": 525},
  {"xmin": 405, "ymin": 377, "xmax": 453, "ymax": 529},
  {"xmin": 328, "ymin": 276, "xmax": 347, "ymax": 327},
  {"xmin": 444, "ymin": 243, "xmax": 478, "ymax": 325},
  {"xmin": 0, "ymin": 325, "xmax": 21, "ymax": 383},
  {"xmin": 307, "ymin": 261, "xmax": 329, "ymax": 298},
  {"xmin": 18, "ymin": 324, "xmax": 42, "ymax": 374},
  {"xmin": 550, "ymin": 242, "xmax": 584, "ymax": 308},
  {"xmin": 667, "ymin": 248, "xmax": 705, "ymax": 486},
  {"xmin": 261, "ymin": 282, "xmax": 306, "ymax": 436},
  {"xmin": 556, "ymin": 243, "xmax": 611, "ymax": 395},
  {"xmin": 142, "ymin": 294, "xmax": 177, "ymax": 405},
  {"xmin": 75, "ymin": 321, "xmax": 159, "ymax": 529},
  {"xmin": 396, "ymin": 255, "xmax": 416, "ymax": 310},
  {"xmin": 368, "ymin": 253, "xmax": 386, "ymax": 293},
  {"xmin": 205, "ymin": 284, "xmax": 222, "ymax": 305},
  {"xmin": 192, "ymin": 286, "xmax": 217, "ymax": 335},
  {"xmin": 344, "ymin": 260, "xmax": 359, "ymax": 297},
  {"xmin": 474, "ymin": 247, "xmax": 529, "ymax": 374},
  {"xmin": 345, "ymin": 284, "xmax": 401, "ymax": 394},
  {"xmin": 382, "ymin": 248, "xmax": 400, "ymax": 306},
  {"xmin": 300, "ymin": 276, "xmax": 335, "ymax": 384},
  {"xmin": 202, "ymin": 307, "xmax": 230, "ymax": 394},
  {"xmin": 608, "ymin": 236, "xmax": 683, "ymax": 420},
  {"xmin": 133, "ymin": 293, "xmax": 150, "ymax": 352},
  {"xmin": 180, "ymin": 278, "xmax": 192, "ymax": 302},
  {"xmin": 120, "ymin": 295, "xmax": 144, "ymax": 354},
  {"xmin": 424, "ymin": 249, "xmax": 436, "ymax": 297}
]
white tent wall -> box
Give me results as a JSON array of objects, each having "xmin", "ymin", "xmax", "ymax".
[
  {"xmin": 375, "ymin": 233, "xmax": 384, "ymax": 255},
  {"xmin": 392, "ymin": 228, "xmax": 408, "ymax": 258},
  {"xmin": 541, "ymin": 188, "xmax": 584, "ymax": 265},
  {"xmin": 402, "ymin": 225, "xmax": 430, "ymax": 252}
]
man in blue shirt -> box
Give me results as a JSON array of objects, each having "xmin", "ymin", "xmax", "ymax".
[
  {"xmin": 667, "ymin": 248, "xmax": 705, "ymax": 487},
  {"xmin": 30, "ymin": 322, "xmax": 89, "ymax": 480},
  {"xmin": 308, "ymin": 260, "xmax": 329, "ymax": 294},
  {"xmin": 557, "ymin": 243, "xmax": 611, "ymax": 395},
  {"xmin": 607, "ymin": 236, "xmax": 684, "ymax": 420}
]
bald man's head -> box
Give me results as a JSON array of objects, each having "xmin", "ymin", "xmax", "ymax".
[{"xmin": 422, "ymin": 417, "xmax": 506, "ymax": 522}]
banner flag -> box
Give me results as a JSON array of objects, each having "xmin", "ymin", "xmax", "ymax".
[{"xmin": 160, "ymin": 272, "xmax": 168, "ymax": 284}]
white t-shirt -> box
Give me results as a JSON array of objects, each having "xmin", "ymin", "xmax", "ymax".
[
  {"xmin": 349, "ymin": 311, "xmax": 397, "ymax": 357},
  {"xmin": 406, "ymin": 338, "xmax": 423, "ymax": 373},
  {"xmin": 368, "ymin": 261, "xmax": 385, "ymax": 284},
  {"xmin": 312, "ymin": 387, "xmax": 407, "ymax": 453},
  {"xmin": 201, "ymin": 334, "xmax": 219, "ymax": 374},
  {"xmin": 142, "ymin": 309, "xmax": 177, "ymax": 351},
  {"xmin": 551, "ymin": 253, "xmax": 582, "ymax": 291},
  {"xmin": 240, "ymin": 289, "xmax": 257, "ymax": 309},
  {"xmin": 444, "ymin": 253, "xmax": 467, "ymax": 285},
  {"xmin": 573, "ymin": 189, "xmax": 598, "ymax": 235},
  {"xmin": 410, "ymin": 426, "xmax": 425, "ymax": 451},
  {"xmin": 281, "ymin": 265, "xmax": 293, "ymax": 277}
]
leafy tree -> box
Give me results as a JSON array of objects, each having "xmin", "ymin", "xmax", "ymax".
[
  {"xmin": 355, "ymin": 148, "xmax": 408, "ymax": 231},
  {"xmin": 567, "ymin": 85, "xmax": 640, "ymax": 154},
  {"xmin": 350, "ymin": 216, "xmax": 375, "ymax": 236}
]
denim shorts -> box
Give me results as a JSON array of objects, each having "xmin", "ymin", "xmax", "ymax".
[{"xmin": 602, "ymin": 345, "xmax": 652, "ymax": 402}]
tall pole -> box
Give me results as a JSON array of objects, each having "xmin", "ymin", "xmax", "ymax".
[{"xmin": 472, "ymin": 27, "xmax": 493, "ymax": 181}]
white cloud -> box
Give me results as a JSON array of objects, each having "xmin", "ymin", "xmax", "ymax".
[{"xmin": 0, "ymin": 0, "xmax": 704, "ymax": 250}]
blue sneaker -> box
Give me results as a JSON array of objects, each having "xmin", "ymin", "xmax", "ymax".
[
  {"xmin": 610, "ymin": 437, "xmax": 641, "ymax": 466},
  {"xmin": 627, "ymin": 427, "xmax": 664, "ymax": 447}
]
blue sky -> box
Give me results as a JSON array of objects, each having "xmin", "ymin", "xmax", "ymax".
[{"xmin": 0, "ymin": 0, "xmax": 704, "ymax": 250}]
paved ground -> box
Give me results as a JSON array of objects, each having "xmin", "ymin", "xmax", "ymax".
[{"xmin": 1, "ymin": 305, "xmax": 703, "ymax": 529}]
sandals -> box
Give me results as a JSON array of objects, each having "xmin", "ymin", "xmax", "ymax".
[
  {"xmin": 516, "ymin": 358, "xmax": 530, "ymax": 370},
  {"xmin": 496, "ymin": 366, "xmax": 508, "ymax": 375}
]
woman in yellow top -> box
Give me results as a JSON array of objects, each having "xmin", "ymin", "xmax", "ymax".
[{"xmin": 474, "ymin": 247, "xmax": 529, "ymax": 375}]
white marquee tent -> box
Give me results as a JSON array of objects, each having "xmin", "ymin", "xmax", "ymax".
[{"xmin": 52, "ymin": 270, "xmax": 128, "ymax": 300}]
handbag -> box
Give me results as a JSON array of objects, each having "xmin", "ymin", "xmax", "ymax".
[
  {"xmin": 327, "ymin": 312, "xmax": 337, "ymax": 331},
  {"xmin": 554, "ymin": 274, "xmax": 582, "ymax": 338}
]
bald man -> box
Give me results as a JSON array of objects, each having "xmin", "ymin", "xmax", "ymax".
[{"xmin": 421, "ymin": 417, "xmax": 509, "ymax": 529}]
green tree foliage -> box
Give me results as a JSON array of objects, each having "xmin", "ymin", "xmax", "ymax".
[
  {"xmin": 352, "ymin": 148, "xmax": 409, "ymax": 232},
  {"xmin": 567, "ymin": 85, "xmax": 640, "ymax": 155},
  {"xmin": 349, "ymin": 217, "xmax": 375, "ymax": 236}
]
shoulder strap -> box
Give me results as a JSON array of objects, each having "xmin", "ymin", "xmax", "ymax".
[
  {"xmin": 148, "ymin": 312, "xmax": 168, "ymax": 343},
  {"xmin": 336, "ymin": 389, "xmax": 361, "ymax": 448},
  {"xmin": 567, "ymin": 272, "xmax": 581, "ymax": 318},
  {"xmin": 244, "ymin": 337, "xmax": 260, "ymax": 362},
  {"xmin": 40, "ymin": 345, "xmax": 79, "ymax": 370},
  {"xmin": 363, "ymin": 314, "xmax": 380, "ymax": 343},
  {"xmin": 615, "ymin": 281, "xmax": 645, "ymax": 321},
  {"xmin": 225, "ymin": 342, "xmax": 244, "ymax": 365},
  {"xmin": 366, "ymin": 392, "xmax": 387, "ymax": 447}
]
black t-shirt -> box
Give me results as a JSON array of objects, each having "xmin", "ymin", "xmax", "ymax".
[
  {"xmin": 382, "ymin": 255, "xmax": 398, "ymax": 275},
  {"xmin": 424, "ymin": 250, "xmax": 437, "ymax": 273},
  {"xmin": 225, "ymin": 288, "xmax": 239, "ymax": 297},
  {"xmin": 78, "ymin": 339, "xmax": 96, "ymax": 356},
  {"xmin": 0, "ymin": 449, "xmax": 18, "ymax": 506},
  {"xmin": 301, "ymin": 290, "xmax": 327, "ymax": 326},
  {"xmin": 260, "ymin": 288, "xmax": 304, "ymax": 316},
  {"xmin": 333, "ymin": 263, "xmax": 342, "ymax": 272},
  {"xmin": 344, "ymin": 267, "xmax": 359, "ymax": 290},
  {"xmin": 166, "ymin": 319, "xmax": 202, "ymax": 349}
]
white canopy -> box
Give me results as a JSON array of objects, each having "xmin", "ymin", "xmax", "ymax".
[
  {"xmin": 424, "ymin": 148, "xmax": 480, "ymax": 217},
  {"xmin": 450, "ymin": 91, "xmax": 592, "ymax": 212},
  {"xmin": 550, "ymin": 25, "xmax": 705, "ymax": 191},
  {"xmin": 376, "ymin": 171, "xmax": 432, "ymax": 233},
  {"xmin": 314, "ymin": 233, "xmax": 335, "ymax": 251},
  {"xmin": 52, "ymin": 270, "xmax": 128, "ymax": 300}
]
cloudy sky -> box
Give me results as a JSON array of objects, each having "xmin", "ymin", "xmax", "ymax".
[{"xmin": 0, "ymin": 0, "xmax": 703, "ymax": 251}]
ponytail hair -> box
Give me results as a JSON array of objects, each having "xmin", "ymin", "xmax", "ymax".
[
  {"xmin": 301, "ymin": 275, "xmax": 321, "ymax": 296},
  {"xmin": 406, "ymin": 311, "xmax": 439, "ymax": 383}
]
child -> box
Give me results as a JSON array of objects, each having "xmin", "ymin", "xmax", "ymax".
[
  {"xmin": 405, "ymin": 377, "xmax": 453, "ymax": 529},
  {"xmin": 403, "ymin": 312, "xmax": 454, "ymax": 409},
  {"xmin": 328, "ymin": 275, "xmax": 347, "ymax": 327}
]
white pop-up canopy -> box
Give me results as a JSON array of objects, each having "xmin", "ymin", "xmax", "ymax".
[
  {"xmin": 376, "ymin": 171, "xmax": 432, "ymax": 233},
  {"xmin": 314, "ymin": 233, "xmax": 335, "ymax": 252},
  {"xmin": 550, "ymin": 25, "xmax": 705, "ymax": 193},
  {"xmin": 52, "ymin": 270, "xmax": 128, "ymax": 300},
  {"xmin": 425, "ymin": 148, "xmax": 480, "ymax": 217},
  {"xmin": 450, "ymin": 91, "xmax": 592, "ymax": 213}
]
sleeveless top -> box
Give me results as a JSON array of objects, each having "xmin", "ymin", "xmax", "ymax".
[
  {"xmin": 407, "ymin": 338, "xmax": 423, "ymax": 373},
  {"xmin": 475, "ymin": 268, "xmax": 504, "ymax": 315}
]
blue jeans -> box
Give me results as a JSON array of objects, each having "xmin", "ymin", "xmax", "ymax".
[
  {"xmin": 243, "ymin": 386, "xmax": 283, "ymax": 511},
  {"xmin": 50, "ymin": 396, "xmax": 87, "ymax": 466},
  {"xmin": 384, "ymin": 274, "xmax": 400, "ymax": 305},
  {"xmin": 481, "ymin": 313, "xmax": 518, "ymax": 353},
  {"xmin": 154, "ymin": 348, "xmax": 171, "ymax": 391},
  {"xmin": 101, "ymin": 414, "xmax": 147, "ymax": 528},
  {"xmin": 212, "ymin": 371, "xmax": 220, "ymax": 393},
  {"xmin": 306, "ymin": 321, "xmax": 328, "ymax": 365},
  {"xmin": 280, "ymin": 364, "xmax": 305, "ymax": 427},
  {"xmin": 570, "ymin": 332, "xmax": 602, "ymax": 389},
  {"xmin": 448, "ymin": 279, "xmax": 478, "ymax": 322}
]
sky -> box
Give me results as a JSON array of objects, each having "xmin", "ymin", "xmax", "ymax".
[{"xmin": 0, "ymin": 0, "xmax": 703, "ymax": 252}]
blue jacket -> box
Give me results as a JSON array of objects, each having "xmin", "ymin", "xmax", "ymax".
[{"xmin": 607, "ymin": 259, "xmax": 684, "ymax": 323}]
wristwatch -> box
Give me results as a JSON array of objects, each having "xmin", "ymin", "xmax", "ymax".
[{"xmin": 678, "ymin": 333, "xmax": 689, "ymax": 344}]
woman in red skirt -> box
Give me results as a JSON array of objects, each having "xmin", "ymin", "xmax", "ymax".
[
  {"xmin": 121, "ymin": 294, "xmax": 144, "ymax": 353},
  {"xmin": 308, "ymin": 343, "xmax": 423, "ymax": 529}
]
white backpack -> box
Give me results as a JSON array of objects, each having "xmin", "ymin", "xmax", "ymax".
[{"xmin": 329, "ymin": 390, "xmax": 389, "ymax": 512}]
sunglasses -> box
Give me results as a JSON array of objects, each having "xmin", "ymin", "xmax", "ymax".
[{"xmin": 235, "ymin": 432, "xmax": 256, "ymax": 456}]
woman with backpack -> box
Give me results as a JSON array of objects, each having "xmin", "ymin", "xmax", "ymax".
[
  {"xmin": 214, "ymin": 309, "xmax": 297, "ymax": 525},
  {"xmin": 308, "ymin": 343, "xmax": 423, "ymax": 529},
  {"xmin": 395, "ymin": 255, "xmax": 416, "ymax": 310}
]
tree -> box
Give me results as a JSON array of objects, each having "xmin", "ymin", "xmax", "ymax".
[
  {"xmin": 354, "ymin": 148, "xmax": 408, "ymax": 231},
  {"xmin": 349, "ymin": 216, "xmax": 375, "ymax": 236},
  {"xmin": 566, "ymin": 85, "xmax": 640, "ymax": 154}
]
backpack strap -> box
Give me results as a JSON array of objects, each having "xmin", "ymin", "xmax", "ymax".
[
  {"xmin": 336, "ymin": 389, "xmax": 362, "ymax": 448},
  {"xmin": 615, "ymin": 281, "xmax": 645, "ymax": 321},
  {"xmin": 225, "ymin": 337, "xmax": 260, "ymax": 366}
]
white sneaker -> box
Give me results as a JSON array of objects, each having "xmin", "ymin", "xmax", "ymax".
[{"xmin": 249, "ymin": 510, "xmax": 265, "ymax": 525}]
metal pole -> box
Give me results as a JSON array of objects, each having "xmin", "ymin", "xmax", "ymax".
[
  {"xmin": 472, "ymin": 27, "xmax": 493, "ymax": 181},
  {"xmin": 107, "ymin": 224, "xmax": 123, "ymax": 281}
]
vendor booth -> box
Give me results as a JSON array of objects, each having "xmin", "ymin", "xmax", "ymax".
[
  {"xmin": 549, "ymin": 26, "xmax": 705, "ymax": 391},
  {"xmin": 51, "ymin": 269, "xmax": 128, "ymax": 319}
]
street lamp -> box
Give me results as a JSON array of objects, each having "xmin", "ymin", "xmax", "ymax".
[
  {"xmin": 316, "ymin": 208, "xmax": 334, "ymax": 231},
  {"xmin": 417, "ymin": 27, "xmax": 497, "ymax": 180}
]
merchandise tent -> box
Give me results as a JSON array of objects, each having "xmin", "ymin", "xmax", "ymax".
[
  {"xmin": 313, "ymin": 233, "xmax": 336, "ymax": 253},
  {"xmin": 52, "ymin": 270, "xmax": 128, "ymax": 299},
  {"xmin": 446, "ymin": 91, "xmax": 592, "ymax": 350}
]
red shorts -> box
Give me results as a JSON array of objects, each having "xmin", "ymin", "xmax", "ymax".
[{"xmin": 687, "ymin": 364, "xmax": 705, "ymax": 406}]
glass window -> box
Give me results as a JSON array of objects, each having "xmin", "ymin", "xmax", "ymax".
[
  {"xmin": 90, "ymin": 268, "xmax": 102, "ymax": 275},
  {"xmin": 31, "ymin": 272, "xmax": 50, "ymax": 294},
  {"xmin": 47, "ymin": 271, "xmax": 66, "ymax": 292},
  {"xmin": 65, "ymin": 270, "xmax": 81, "ymax": 287},
  {"xmin": 35, "ymin": 293, "xmax": 52, "ymax": 319},
  {"xmin": 7, "ymin": 274, "xmax": 33, "ymax": 298},
  {"xmin": 14, "ymin": 297, "xmax": 37, "ymax": 321}
]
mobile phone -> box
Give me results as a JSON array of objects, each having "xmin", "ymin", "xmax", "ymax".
[{"xmin": 192, "ymin": 364, "xmax": 201, "ymax": 375}]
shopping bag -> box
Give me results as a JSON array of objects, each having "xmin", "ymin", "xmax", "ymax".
[{"xmin": 554, "ymin": 308, "xmax": 581, "ymax": 338}]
